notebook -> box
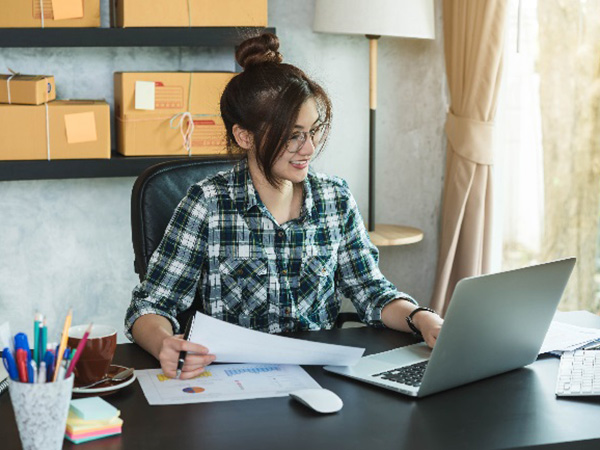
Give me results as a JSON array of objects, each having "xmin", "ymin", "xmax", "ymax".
[
  {"xmin": 325, "ymin": 258, "xmax": 576, "ymax": 398},
  {"xmin": 0, "ymin": 364, "xmax": 8, "ymax": 395}
]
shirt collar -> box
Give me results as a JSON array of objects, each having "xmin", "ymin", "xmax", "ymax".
[{"xmin": 229, "ymin": 158, "xmax": 320, "ymax": 225}]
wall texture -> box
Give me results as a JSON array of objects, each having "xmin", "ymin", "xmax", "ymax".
[{"xmin": 0, "ymin": 0, "xmax": 447, "ymax": 343}]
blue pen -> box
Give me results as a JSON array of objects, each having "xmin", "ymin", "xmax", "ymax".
[
  {"xmin": 43, "ymin": 350, "xmax": 55, "ymax": 382},
  {"xmin": 28, "ymin": 360, "xmax": 36, "ymax": 384},
  {"xmin": 2, "ymin": 348, "xmax": 19, "ymax": 381}
]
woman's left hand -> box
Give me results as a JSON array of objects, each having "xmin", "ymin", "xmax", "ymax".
[{"xmin": 413, "ymin": 311, "xmax": 444, "ymax": 348}]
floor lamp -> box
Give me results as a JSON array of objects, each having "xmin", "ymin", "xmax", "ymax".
[{"xmin": 313, "ymin": 0, "xmax": 435, "ymax": 246}]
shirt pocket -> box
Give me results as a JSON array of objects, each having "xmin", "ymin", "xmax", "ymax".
[
  {"xmin": 219, "ymin": 257, "xmax": 269, "ymax": 317},
  {"xmin": 298, "ymin": 255, "xmax": 338, "ymax": 319}
]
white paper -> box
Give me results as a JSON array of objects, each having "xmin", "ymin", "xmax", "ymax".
[
  {"xmin": 136, "ymin": 364, "xmax": 320, "ymax": 405},
  {"xmin": 539, "ymin": 321, "xmax": 600, "ymax": 354},
  {"xmin": 135, "ymin": 81, "xmax": 155, "ymax": 110},
  {"xmin": 0, "ymin": 322, "xmax": 12, "ymax": 352},
  {"xmin": 188, "ymin": 312, "xmax": 365, "ymax": 366}
]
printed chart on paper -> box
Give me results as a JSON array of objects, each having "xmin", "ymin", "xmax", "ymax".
[{"xmin": 136, "ymin": 364, "xmax": 320, "ymax": 405}]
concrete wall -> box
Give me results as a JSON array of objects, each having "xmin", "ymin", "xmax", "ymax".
[{"xmin": 0, "ymin": 0, "xmax": 447, "ymax": 343}]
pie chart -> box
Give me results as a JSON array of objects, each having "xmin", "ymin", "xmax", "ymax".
[{"xmin": 183, "ymin": 387, "xmax": 205, "ymax": 394}]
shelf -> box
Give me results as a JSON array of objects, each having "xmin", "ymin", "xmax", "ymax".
[
  {"xmin": 0, "ymin": 152, "xmax": 217, "ymax": 181},
  {"xmin": 0, "ymin": 27, "xmax": 276, "ymax": 47},
  {"xmin": 368, "ymin": 224, "xmax": 424, "ymax": 247}
]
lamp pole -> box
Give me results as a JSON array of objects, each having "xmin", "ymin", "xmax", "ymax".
[{"xmin": 367, "ymin": 34, "xmax": 380, "ymax": 232}]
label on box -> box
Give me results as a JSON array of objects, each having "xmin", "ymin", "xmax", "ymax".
[
  {"xmin": 64, "ymin": 112, "xmax": 97, "ymax": 144},
  {"xmin": 155, "ymin": 82, "xmax": 184, "ymax": 109},
  {"xmin": 51, "ymin": 0, "xmax": 84, "ymax": 20},
  {"xmin": 135, "ymin": 81, "xmax": 156, "ymax": 111}
]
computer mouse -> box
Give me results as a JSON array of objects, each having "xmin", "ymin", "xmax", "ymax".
[{"xmin": 289, "ymin": 388, "xmax": 343, "ymax": 414}]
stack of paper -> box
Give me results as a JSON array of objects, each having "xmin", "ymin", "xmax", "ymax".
[{"xmin": 65, "ymin": 398, "xmax": 122, "ymax": 444}]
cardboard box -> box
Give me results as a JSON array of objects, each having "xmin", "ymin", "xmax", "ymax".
[
  {"xmin": 0, "ymin": 0, "xmax": 100, "ymax": 28},
  {"xmin": 0, "ymin": 100, "xmax": 110, "ymax": 160},
  {"xmin": 0, "ymin": 74, "xmax": 56, "ymax": 105},
  {"xmin": 114, "ymin": 72, "xmax": 235, "ymax": 156},
  {"xmin": 113, "ymin": 0, "xmax": 267, "ymax": 27}
]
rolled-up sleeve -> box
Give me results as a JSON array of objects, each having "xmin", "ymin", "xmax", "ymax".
[
  {"xmin": 336, "ymin": 182, "xmax": 416, "ymax": 328},
  {"xmin": 124, "ymin": 184, "xmax": 209, "ymax": 341}
]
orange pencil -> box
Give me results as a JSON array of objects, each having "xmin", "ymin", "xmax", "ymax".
[{"xmin": 53, "ymin": 307, "xmax": 72, "ymax": 382}]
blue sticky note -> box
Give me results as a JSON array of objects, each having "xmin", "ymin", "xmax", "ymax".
[{"xmin": 69, "ymin": 397, "xmax": 119, "ymax": 421}]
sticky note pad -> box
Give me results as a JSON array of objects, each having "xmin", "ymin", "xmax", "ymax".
[
  {"xmin": 135, "ymin": 81, "xmax": 156, "ymax": 110},
  {"xmin": 51, "ymin": 0, "xmax": 84, "ymax": 20},
  {"xmin": 70, "ymin": 398, "xmax": 119, "ymax": 421},
  {"xmin": 64, "ymin": 111, "xmax": 97, "ymax": 144}
]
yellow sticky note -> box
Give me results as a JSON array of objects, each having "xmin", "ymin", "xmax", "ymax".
[
  {"xmin": 64, "ymin": 112, "xmax": 97, "ymax": 144},
  {"xmin": 135, "ymin": 81, "xmax": 156, "ymax": 110},
  {"xmin": 51, "ymin": 0, "xmax": 84, "ymax": 21}
]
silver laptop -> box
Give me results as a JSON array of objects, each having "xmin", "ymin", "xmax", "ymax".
[{"xmin": 324, "ymin": 258, "xmax": 576, "ymax": 397}]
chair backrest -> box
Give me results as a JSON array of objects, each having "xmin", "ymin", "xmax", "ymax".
[{"xmin": 131, "ymin": 156, "xmax": 239, "ymax": 281}]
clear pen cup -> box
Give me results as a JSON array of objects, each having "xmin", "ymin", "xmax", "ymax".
[{"xmin": 8, "ymin": 375, "xmax": 73, "ymax": 450}]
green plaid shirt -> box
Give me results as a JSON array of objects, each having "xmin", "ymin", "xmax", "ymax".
[{"xmin": 125, "ymin": 158, "xmax": 414, "ymax": 340}]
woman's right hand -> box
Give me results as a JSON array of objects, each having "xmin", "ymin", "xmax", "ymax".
[{"xmin": 158, "ymin": 334, "xmax": 216, "ymax": 380}]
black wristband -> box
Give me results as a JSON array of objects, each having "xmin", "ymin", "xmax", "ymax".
[{"xmin": 405, "ymin": 307, "xmax": 437, "ymax": 337}]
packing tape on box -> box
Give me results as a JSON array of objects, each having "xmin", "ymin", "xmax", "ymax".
[
  {"xmin": 39, "ymin": 0, "xmax": 46, "ymax": 28},
  {"xmin": 44, "ymin": 102, "xmax": 51, "ymax": 160},
  {"xmin": 6, "ymin": 72, "xmax": 17, "ymax": 104}
]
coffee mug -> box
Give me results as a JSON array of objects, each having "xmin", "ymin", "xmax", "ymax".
[{"xmin": 67, "ymin": 324, "xmax": 117, "ymax": 386}]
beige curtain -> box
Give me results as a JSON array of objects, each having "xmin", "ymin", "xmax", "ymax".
[
  {"xmin": 431, "ymin": 0, "xmax": 508, "ymax": 315},
  {"xmin": 538, "ymin": 0, "xmax": 600, "ymax": 312}
]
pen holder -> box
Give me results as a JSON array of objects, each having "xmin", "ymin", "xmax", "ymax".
[{"xmin": 8, "ymin": 375, "xmax": 74, "ymax": 450}]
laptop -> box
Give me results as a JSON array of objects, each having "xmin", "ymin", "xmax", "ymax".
[{"xmin": 324, "ymin": 258, "xmax": 576, "ymax": 397}]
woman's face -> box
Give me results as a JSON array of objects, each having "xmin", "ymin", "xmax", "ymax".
[{"xmin": 269, "ymin": 97, "xmax": 321, "ymax": 186}]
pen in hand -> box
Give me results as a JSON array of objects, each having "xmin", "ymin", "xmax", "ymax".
[{"xmin": 175, "ymin": 316, "xmax": 194, "ymax": 379}]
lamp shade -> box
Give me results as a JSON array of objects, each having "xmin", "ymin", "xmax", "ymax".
[{"xmin": 313, "ymin": 0, "xmax": 435, "ymax": 39}]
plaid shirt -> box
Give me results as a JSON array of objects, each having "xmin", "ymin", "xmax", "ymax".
[{"xmin": 125, "ymin": 158, "xmax": 414, "ymax": 341}]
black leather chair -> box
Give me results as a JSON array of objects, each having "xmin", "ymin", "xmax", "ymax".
[{"xmin": 130, "ymin": 155, "xmax": 359, "ymax": 329}]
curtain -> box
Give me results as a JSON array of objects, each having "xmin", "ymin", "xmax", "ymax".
[
  {"xmin": 538, "ymin": 0, "xmax": 600, "ymax": 312},
  {"xmin": 431, "ymin": 0, "xmax": 508, "ymax": 315}
]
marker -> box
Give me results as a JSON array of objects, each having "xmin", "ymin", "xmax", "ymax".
[
  {"xmin": 15, "ymin": 349, "xmax": 28, "ymax": 382},
  {"xmin": 2, "ymin": 348, "xmax": 19, "ymax": 381},
  {"xmin": 28, "ymin": 360, "xmax": 36, "ymax": 384},
  {"xmin": 38, "ymin": 361, "xmax": 46, "ymax": 384},
  {"xmin": 33, "ymin": 313, "xmax": 42, "ymax": 365}
]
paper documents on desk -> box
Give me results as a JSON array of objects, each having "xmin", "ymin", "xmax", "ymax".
[
  {"xmin": 539, "ymin": 321, "xmax": 600, "ymax": 354},
  {"xmin": 136, "ymin": 364, "xmax": 321, "ymax": 405},
  {"xmin": 187, "ymin": 312, "xmax": 365, "ymax": 366}
]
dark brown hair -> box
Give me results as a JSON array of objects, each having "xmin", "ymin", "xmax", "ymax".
[{"xmin": 220, "ymin": 33, "xmax": 332, "ymax": 187}]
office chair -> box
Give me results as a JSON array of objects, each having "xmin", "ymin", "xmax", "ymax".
[{"xmin": 130, "ymin": 155, "xmax": 359, "ymax": 330}]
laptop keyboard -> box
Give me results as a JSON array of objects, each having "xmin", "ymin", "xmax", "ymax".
[
  {"xmin": 556, "ymin": 350, "xmax": 600, "ymax": 396},
  {"xmin": 372, "ymin": 360, "xmax": 429, "ymax": 387}
]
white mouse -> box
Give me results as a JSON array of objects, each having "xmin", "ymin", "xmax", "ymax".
[{"xmin": 289, "ymin": 388, "xmax": 343, "ymax": 414}]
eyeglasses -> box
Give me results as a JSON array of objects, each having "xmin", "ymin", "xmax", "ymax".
[{"xmin": 285, "ymin": 122, "xmax": 329, "ymax": 153}]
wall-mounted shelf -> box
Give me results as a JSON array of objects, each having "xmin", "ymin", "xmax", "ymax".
[
  {"xmin": 0, "ymin": 152, "xmax": 215, "ymax": 181},
  {"xmin": 0, "ymin": 26, "xmax": 275, "ymax": 181},
  {"xmin": 0, "ymin": 27, "xmax": 275, "ymax": 47}
]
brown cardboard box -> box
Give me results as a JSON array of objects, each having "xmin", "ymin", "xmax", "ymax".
[
  {"xmin": 0, "ymin": 100, "xmax": 110, "ymax": 160},
  {"xmin": 113, "ymin": 0, "xmax": 267, "ymax": 27},
  {"xmin": 114, "ymin": 72, "xmax": 235, "ymax": 156},
  {"xmin": 0, "ymin": 0, "xmax": 100, "ymax": 28},
  {"xmin": 0, "ymin": 74, "xmax": 56, "ymax": 105}
]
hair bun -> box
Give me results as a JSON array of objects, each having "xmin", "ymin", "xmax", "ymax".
[{"xmin": 235, "ymin": 33, "xmax": 283, "ymax": 69}]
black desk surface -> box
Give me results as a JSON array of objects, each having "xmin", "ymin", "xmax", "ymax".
[{"xmin": 2, "ymin": 327, "xmax": 600, "ymax": 450}]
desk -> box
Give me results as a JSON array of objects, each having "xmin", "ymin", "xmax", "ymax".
[{"xmin": 1, "ymin": 327, "xmax": 600, "ymax": 450}]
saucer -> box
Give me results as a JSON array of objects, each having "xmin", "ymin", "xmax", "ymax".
[{"xmin": 72, "ymin": 364, "xmax": 136, "ymax": 396}]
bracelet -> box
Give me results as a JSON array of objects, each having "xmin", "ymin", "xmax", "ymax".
[{"xmin": 405, "ymin": 307, "xmax": 437, "ymax": 337}]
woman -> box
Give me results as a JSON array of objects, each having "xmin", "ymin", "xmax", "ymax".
[{"xmin": 125, "ymin": 33, "xmax": 443, "ymax": 379}]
